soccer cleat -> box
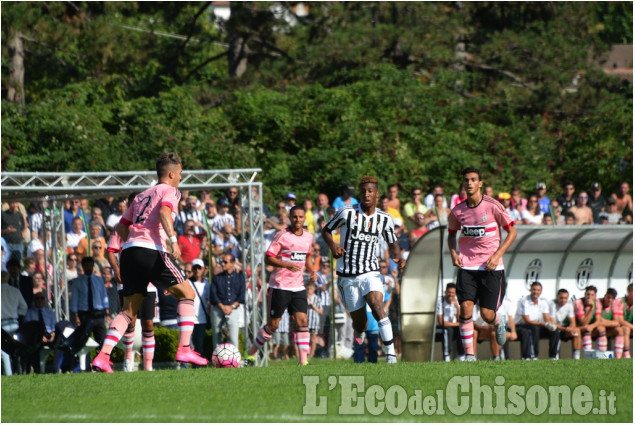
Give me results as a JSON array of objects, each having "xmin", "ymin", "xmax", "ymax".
[
  {"xmin": 386, "ymin": 354, "xmax": 397, "ymax": 364},
  {"xmin": 123, "ymin": 358, "xmax": 134, "ymax": 372},
  {"xmin": 354, "ymin": 331, "xmax": 366, "ymax": 346},
  {"xmin": 92, "ymin": 353, "xmax": 114, "ymax": 374},
  {"xmin": 243, "ymin": 354, "xmax": 256, "ymax": 367},
  {"xmin": 462, "ymin": 355, "xmax": 477, "ymax": 362},
  {"xmin": 175, "ymin": 346, "xmax": 209, "ymax": 366},
  {"xmin": 300, "ymin": 360, "xmax": 310, "ymax": 366},
  {"xmin": 494, "ymin": 315, "xmax": 507, "ymax": 346}
]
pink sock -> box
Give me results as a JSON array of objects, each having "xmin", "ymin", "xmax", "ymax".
[
  {"xmin": 459, "ymin": 317, "xmax": 474, "ymax": 356},
  {"xmin": 177, "ymin": 299, "xmax": 196, "ymax": 348},
  {"xmin": 615, "ymin": 335, "xmax": 624, "ymax": 359},
  {"xmin": 624, "ymin": 347, "xmax": 631, "ymax": 358},
  {"xmin": 142, "ymin": 330, "xmax": 155, "ymax": 370},
  {"xmin": 582, "ymin": 332, "xmax": 592, "ymax": 351},
  {"xmin": 249, "ymin": 326, "xmax": 273, "ymax": 356},
  {"xmin": 598, "ymin": 332, "xmax": 607, "ymax": 352},
  {"xmin": 123, "ymin": 327, "xmax": 135, "ymax": 362},
  {"xmin": 295, "ymin": 327, "xmax": 310, "ymax": 364},
  {"xmin": 101, "ymin": 313, "xmax": 132, "ymax": 356}
]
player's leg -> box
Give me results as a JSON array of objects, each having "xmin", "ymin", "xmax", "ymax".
[
  {"xmin": 570, "ymin": 327, "xmax": 582, "ymax": 359},
  {"xmin": 478, "ymin": 271, "xmax": 507, "ymax": 346},
  {"xmin": 595, "ymin": 324, "xmax": 608, "ymax": 352},
  {"xmin": 289, "ymin": 290, "xmax": 310, "ymax": 365},
  {"xmin": 139, "ymin": 291, "xmax": 156, "ymax": 371},
  {"xmin": 581, "ymin": 325, "xmax": 593, "ymax": 351},
  {"xmin": 364, "ymin": 273, "xmax": 396, "ymax": 363},
  {"xmin": 457, "ymin": 270, "xmax": 477, "ymax": 361},
  {"xmin": 607, "ymin": 327, "xmax": 623, "ymax": 358},
  {"xmin": 246, "ymin": 288, "xmax": 285, "ymax": 363},
  {"xmin": 623, "ymin": 326, "xmax": 632, "ymax": 358}
]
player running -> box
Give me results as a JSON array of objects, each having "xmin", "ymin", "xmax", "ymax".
[
  {"xmin": 244, "ymin": 205, "xmax": 317, "ymax": 366},
  {"xmin": 92, "ymin": 152, "xmax": 208, "ymax": 372},
  {"xmin": 322, "ymin": 176, "xmax": 405, "ymax": 364},
  {"xmin": 447, "ymin": 166, "xmax": 517, "ymax": 361}
]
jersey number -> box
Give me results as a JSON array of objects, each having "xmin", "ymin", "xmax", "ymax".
[{"xmin": 135, "ymin": 196, "xmax": 152, "ymax": 223}]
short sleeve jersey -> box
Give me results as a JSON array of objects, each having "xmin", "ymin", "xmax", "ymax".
[
  {"xmin": 623, "ymin": 296, "xmax": 633, "ymax": 324},
  {"xmin": 515, "ymin": 295, "xmax": 550, "ymax": 324},
  {"xmin": 324, "ymin": 205, "xmax": 397, "ymax": 276},
  {"xmin": 266, "ymin": 228, "xmax": 314, "ymax": 292},
  {"xmin": 550, "ymin": 300, "xmax": 575, "ymax": 326},
  {"xmin": 574, "ymin": 298, "xmax": 602, "ymax": 325},
  {"xmin": 448, "ymin": 195, "xmax": 515, "ymax": 271},
  {"xmin": 120, "ymin": 183, "xmax": 180, "ymax": 253},
  {"xmin": 600, "ymin": 297, "xmax": 624, "ymax": 321}
]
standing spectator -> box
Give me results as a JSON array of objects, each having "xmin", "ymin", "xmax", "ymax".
[
  {"xmin": 102, "ymin": 267, "xmax": 120, "ymax": 319},
  {"xmin": 386, "ymin": 184, "xmax": 401, "ymax": 212},
  {"xmin": 92, "ymin": 240, "xmax": 110, "ymax": 276},
  {"xmin": 403, "ymin": 187, "xmax": 428, "ymax": 229},
  {"xmin": 22, "ymin": 257, "xmax": 36, "ymax": 277},
  {"xmin": 1, "ymin": 237, "xmax": 8, "ymax": 272},
  {"xmin": 603, "ymin": 197, "xmax": 623, "ymax": 224},
  {"xmin": 271, "ymin": 310, "xmax": 290, "ymax": 360},
  {"xmin": 556, "ymin": 181, "xmax": 576, "ymax": 215},
  {"xmin": 27, "ymin": 203, "xmax": 44, "ymax": 243},
  {"xmin": 483, "ymin": 185, "xmax": 495, "ymax": 198},
  {"xmin": 23, "ymin": 292, "xmax": 57, "ymax": 373},
  {"xmin": 303, "ymin": 199, "xmax": 316, "ymax": 235},
  {"xmin": 178, "ymin": 220, "xmax": 203, "ymax": 264},
  {"xmin": 209, "ymin": 254, "xmax": 244, "ymax": 349},
  {"xmin": 535, "ymin": 182, "xmax": 551, "ymax": 214},
  {"xmin": 175, "ymin": 196, "xmax": 204, "ymax": 236},
  {"xmin": 424, "ymin": 194, "xmax": 451, "ymax": 230},
  {"xmin": 6, "ymin": 258, "xmax": 34, "ymax": 308},
  {"xmin": 408, "ymin": 213, "xmax": 429, "ymax": 245},
  {"xmin": 510, "ymin": 186, "xmax": 527, "ymax": 213},
  {"xmin": 66, "ymin": 217, "xmax": 87, "ymax": 253},
  {"xmin": 550, "ymin": 200, "xmax": 565, "ymax": 225},
  {"xmin": 611, "ymin": 181, "xmax": 633, "ymax": 220},
  {"xmin": 588, "ymin": 182, "xmax": 606, "ymax": 224},
  {"xmin": 424, "ymin": 185, "xmax": 447, "ymax": 210},
  {"xmin": 105, "ymin": 198, "xmax": 127, "ymax": 234},
  {"xmin": 189, "ymin": 259, "xmax": 210, "ymax": 357},
  {"xmin": 379, "ymin": 195, "xmax": 404, "ymax": 224},
  {"xmin": 563, "ymin": 212, "xmax": 576, "ymax": 225},
  {"xmin": 69, "ymin": 256, "xmax": 110, "ymax": 369},
  {"xmin": 315, "ymin": 262, "xmax": 332, "ymax": 356},
  {"xmin": 204, "ymin": 200, "xmax": 217, "ymax": 225},
  {"xmin": 548, "ymin": 288, "xmax": 581, "ymax": 359},
  {"xmin": 65, "ymin": 254, "xmax": 79, "ymax": 282},
  {"xmin": 1, "ymin": 201, "xmax": 27, "ymax": 261},
  {"xmin": 211, "ymin": 198, "xmax": 235, "ymax": 237},
  {"xmin": 436, "ymin": 283, "xmax": 464, "ymax": 362},
  {"xmin": 31, "ymin": 271, "xmax": 48, "ymax": 305},
  {"xmin": 93, "ymin": 196, "xmax": 116, "ymax": 222},
  {"xmin": 574, "ymin": 285, "xmax": 606, "ymax": 353},
  {"xmin": 284, "ymin": 193, "xmax": 297, "ymax": 212},
  {"xmin": 568, "ymin": 191, "xmax": 593, "ymax": 225},
  {"xmin": 332, "ymin": 184, "xmax": 359, "ymax": 210},
  {"xmin": 89, "ymin": 206, "xmax": 108, "ymax": 237},
  {"xmin": 515, "ymin": 281, "xmax": 556, "ymax": 359},
  {"xmin": 198, "ymin": 190, "xmax": 215, "ymax": 212},
  {"xmin": 499, "ymin": 192, "xmax": 522, "ymax": 225},
  {"xmin": 312, "ymin": 193, "xmax": 330, "ymax": 230},
  {"xmin": 1, "ymin": 274, "xmax": 28, "ymax": 376},
  {"xmin": 76, "ymin": 221, "xmax": 107, "ymax": 261},
  {"xmin": 450, "ymin": 184, "xmax": 468, "ymax": 209},
  {"xmin": 212, "ymin": 224, "xmax": 240, "ymax": 259},
  {"xmin": 63, "ymin": 199, "xmax": 86, "ymax": 234},
  {"xmin": 225, "ymin": 187, "xmax": 240, "ymax": 217},
  {"xmin": 522, "ymin": 195, "xmax": 543, "ymax": 225},
  {"xmin": 306, "ymin": 281, "xmax": 323, "ymax": 358}
]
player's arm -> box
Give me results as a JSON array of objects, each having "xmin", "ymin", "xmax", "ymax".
[
  {"xmin": 387, "ymin": 240, "xmax": 406, "ymax": 272},
  {"xmin": 485, "ymin": 224, "xmax": 517, "ymax": 271},
  {"xmin": 447, "ymin": 232, "xmax": 462, "ymax": 267},
  {"xmin": 115, "ymin": 221, "xmax": 130, "ymax": 242},
  {"xmin": 321, "ymin": 227, "xmax": 345, "ymax": 258},
  {"xmin": 159, "ymin": 205, "xmax": 181, "ymax": 261},
  {"xmin": 305, "ymin": 254, "xmax": 318, "ymax": 283},
  {"xmin": 265, "ymin": 254, "xmax": 301, "ymax": 272}
]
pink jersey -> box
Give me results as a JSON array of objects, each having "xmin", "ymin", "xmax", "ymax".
[
  {"xmin": 106, "ymin": 231, "xmax": 123, "ymax": 253},
  {"xmin": 574, "ymin": 299, "xmax": 602, "ymax": 323},
  {"xmin": 448, "ymin": 195, "xmax": 514, "ymax": 270},
  {"xmin": 120, "ymin": 183, "xmax": 180, "ymax": 253},
  {"xmin": 266, "ymin": 228, "xmax": 314, "ymax": 292}
]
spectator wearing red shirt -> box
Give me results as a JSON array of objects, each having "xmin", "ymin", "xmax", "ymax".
[{"xmin": 178, "ymin": 220, "xmax": 202, "ymax": 264}]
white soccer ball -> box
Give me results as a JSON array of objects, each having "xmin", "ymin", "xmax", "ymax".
[{"xmin": 211, "ymin": 343, "xmax": 242, "ymax": 368}]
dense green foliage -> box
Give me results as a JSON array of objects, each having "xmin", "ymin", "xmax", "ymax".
[
  {"xmin": 1, "ymin": 359, "xmax": 632, "ymax": 421},
  {"xmin": 2, "ymin": 2, "xmax": 632, "ymax": 205}
]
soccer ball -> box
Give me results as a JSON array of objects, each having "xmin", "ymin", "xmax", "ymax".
[{"xmin": 211, "ymin": 343, "xmax": 242, "ymax": 368}]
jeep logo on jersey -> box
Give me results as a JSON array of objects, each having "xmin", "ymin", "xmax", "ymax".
[
  {"xmin": 290, "ymin": 252, "xmax": 307, "ymax": 262},
  {"xmin": 351, "ymin": 232, "xmax": 378, "ymax": 243},
  {"xmin": 575, "ymin": 258, "xmax": 594, "ymax": 290},
  {"xmin": 525, "ymin": 258, "xmax": 542, "ymax": 290},
  {"xmin": 462, "ymin": 226, "xmax": 486, "ymax": 237}
]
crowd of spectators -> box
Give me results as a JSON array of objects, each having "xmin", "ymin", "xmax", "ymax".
[
  {"xmin": 1, "ymin": 178, "xmax": 632, "ymax": 372},
  {"xmin": 438, "ymin": 282, "xmax": 633, "ymax": 361}
]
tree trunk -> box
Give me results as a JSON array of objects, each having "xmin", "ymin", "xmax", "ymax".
[
  {"xmin": 7, "ymin": 32, "xmax": 25, "ymax": 105},
  {"xmin": 228, "ymin": 35, "xmax": 249, "ymax": 78}
]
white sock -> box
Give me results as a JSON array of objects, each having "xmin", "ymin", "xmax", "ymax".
[{"xmin": 378, "ymin": 317, "xmax": 395, "ymax": 356}]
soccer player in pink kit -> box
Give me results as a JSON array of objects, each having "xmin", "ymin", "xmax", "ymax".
[
  {"xmin": 244, "ymin": 205, "xmax": 317, "ymax": 366},
  {"xmin": 92, "ymin": 152, "xmax": 208, "ymax": 372},
  {"xmin": 448, "ymin": 167, "xmax": 517, "ymax": 361}
]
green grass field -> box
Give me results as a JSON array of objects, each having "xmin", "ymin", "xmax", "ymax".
[{"xmin": 1, "ymin": 358, "xmax": 632, "ymax": 422}]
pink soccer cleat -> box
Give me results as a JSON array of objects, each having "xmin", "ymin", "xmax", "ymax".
[
  {"xmin": 176, "ymin": 346, "xmax": 209, "ymax": 366},
  {"xmin": 92, "ymin": 353, "xmax": 114, "ymax": 374}
]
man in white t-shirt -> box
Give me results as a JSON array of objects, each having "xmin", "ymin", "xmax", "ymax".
[
  {"xmin": 549, "ymin": 288, "xmax": 581, "ymax": 359},
  {"xmin": 515, "ymin": 281, "xmax": 555, "ymax": 359},
  {"xmin": 436, "ymin": 283, "xmax": 463, "ymax": 361}
]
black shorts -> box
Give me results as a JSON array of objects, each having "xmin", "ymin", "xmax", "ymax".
[
  {"xmin": 267, "ymin": 288, "xmax": 308, "ymax": 319},
  {"xmin": 120, "ymin": 247, "xmax": 186, "ymax": 297},
  {"xmin": 457, "ymin": 269, "xmax": 506, "ymax": 312}
]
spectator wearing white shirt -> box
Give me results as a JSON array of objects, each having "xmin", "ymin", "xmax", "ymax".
[
  {"xmin": 1, "ymin": 274, "xmax": 28, "ymax": 376},
  {"xmin": 515, "ymin": 281, "xmax": 555, "ymax": 359},
  {"xmin": 66, "ymin": 217, "xmax": 86, "ymax": 251},
  {"xmin": 105, "ymin": 198, "xmax": 127, "ymax": 233},
  {"xmin": 549, "ymin": 288, "xmax": 581, "ymax": 359},
  {"xmin": 436, "ymin": 283, "xmax": 464, "ymax": 361}
]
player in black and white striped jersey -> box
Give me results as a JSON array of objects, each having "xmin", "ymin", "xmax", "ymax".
[{"xmin": 322, "ymin": 176, "xmax": 406, "ymax": 363}]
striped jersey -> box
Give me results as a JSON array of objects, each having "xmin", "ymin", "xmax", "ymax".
[
  {"xmin": 324, "ymin": 205, "xmax": 397, "ymax": 276},
  {"xmin": 307, "ymin": 293, "xmax": 322, "ymax": 331},
  {"xmin": 447, "ymin": 194, "xmax": 515, "ymax": 270}
]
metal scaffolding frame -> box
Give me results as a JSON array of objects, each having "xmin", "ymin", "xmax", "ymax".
[{"xmin": 1, "ymin": 169, "xmax": 270, "ymax": 366}]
